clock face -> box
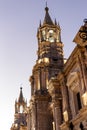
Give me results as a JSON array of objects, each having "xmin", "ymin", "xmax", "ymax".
[{"xmin": 49, "ymin": 30, "xmax": 54, "ymax": 42}]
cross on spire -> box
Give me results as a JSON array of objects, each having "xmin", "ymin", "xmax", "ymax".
[{"xmin": 46, "ymin": 1, "xmax": 47, "ymax": 7}]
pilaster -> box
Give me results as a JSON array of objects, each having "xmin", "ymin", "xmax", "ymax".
[{"xmin": 48, "ymin": 77, "xmax": 62, "ymax": 130}]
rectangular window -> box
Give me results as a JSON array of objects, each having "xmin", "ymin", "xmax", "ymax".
[
  {"xmin": 73, "ymin": 92, "xmax": 82, "ymax": 114},
  {"xmin": 76, "ymin": 92, "xmax": 82, "ymax": 110}
]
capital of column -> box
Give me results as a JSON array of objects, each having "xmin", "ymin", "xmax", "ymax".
[{"xmin": 48, "ymin": 77, "xmax": 62, "ymax": 99}]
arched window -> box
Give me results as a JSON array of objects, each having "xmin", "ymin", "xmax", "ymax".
[
  {"xmin": 80, "ymin": 123, "xmax": 84, "ymax": 130},
  {"xmin": 20, "ymin": 105, "xmax": 23, "ymax": 113},
  {"xmin": 69, "ymin": 122, "xmax": 74, "ymax": 130}
]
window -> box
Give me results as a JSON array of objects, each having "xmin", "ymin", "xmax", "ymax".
[
  {"xmin": 67, "ymin": 71, "xmax": 82, "ymax": 115},
  {"xmin": 74, "ymin": 92, "xmax": 82, "ymax": 113},
  {"xmin": 69, "ymin": 122, "xmax": 74, "ymax": 130},
  {"xmin": 49, "ymin": 30, "xmax": 54, "ymax": 42},
  {"xmin": 52, "ymin": 58, "xmax": 58, "ymax": 62},
  {"xmin": 80, "ymin": 123, "xmax": 84, "ymax": 130},
  {"xmin": 76, "ymin": 92, "xmax": 82, "ymax": 110},
  {"xmin": 20, "ymin": 105, "xmax": 23, "ymax": 113},
  {"xmin": 42, "ymin": 30, "xmax": 46, "ymax": 40}
]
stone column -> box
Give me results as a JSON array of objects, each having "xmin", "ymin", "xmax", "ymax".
[
  {"xmin": 29, "ymin": 98, "xmax": 37, "ymax": 130},
  {"xmin": 61, "ymin": 75, "xmax": 72, "ymax": 120},
  {"xmin": 29, "ymin": 76, "xmax": 34, "ymax": 95},
  {"xmin": 52, "ymin": 100, "xmax": 62, "ymax": 130},
  {"xmin": 48, "ymin": 77, "xmax": 62, "ymax": 130},
  {"xmin": 26, "ymin": 108, "xmax": 31, "ymax": 130}
]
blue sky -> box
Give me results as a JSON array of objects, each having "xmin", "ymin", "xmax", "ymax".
[{"xmin": 0, "ymin": 0, "xmax": 87, "ymax": 130}]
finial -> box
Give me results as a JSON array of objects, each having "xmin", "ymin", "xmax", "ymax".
[
  {"xmin": 45, "ymin": 1, "xmax": 49, "ymax": 12},
  {"xmin": 84, "ymin": 18, "xmax": 87, "ymax": 24},
  {"xmin": 39, "ymin": 20, "xmax": 41, "ymax": 27},
  {"xmin": 58, "ymin": 22, "xmax": 60, "ymax": 28},
  {"xmin": 20, "ymin": 83, "xmax": 23, "ymax": 90},
  {"xmin": 20, "ymin": 87, "xmax": 22, "ymax": 90},
  {"xmin": 84, "ymin": 18, "xmax": 87, "ymax": 26},
  {"xmin": 55, "ymin": 19, "xmax": 57, "ymax": 25},
  {"xmin": 46, "ymin": 1, "xmax": 47, "ymax": 7}
]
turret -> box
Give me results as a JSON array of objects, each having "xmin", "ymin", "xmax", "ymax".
[
  {"xmin": 10, "ymin": 88, "xmax": 27, "ymax": 130},
  {"xmin": 15, "ymin": 87, "xmax": 27, "ymax": 113}
]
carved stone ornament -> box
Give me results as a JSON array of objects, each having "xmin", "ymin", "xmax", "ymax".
[
  {"xmin": 73, "ymin": 19, "xmax": 87, "ymax": 46},
  {"xmin": 67, "ymin": 71, "xmax": 79, "ymax": 91}
]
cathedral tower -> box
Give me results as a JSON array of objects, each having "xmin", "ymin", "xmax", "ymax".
[
  {"xmin": 10, "ymin": 88, "xmax": 27, "ymax": 130},
  {"xmin": 30, "ymin": 5, "xmax": 64, "ymax": 96},
  {"xmin": 28, "ymin": 6, "xmax": 64, "ymax": 130}
]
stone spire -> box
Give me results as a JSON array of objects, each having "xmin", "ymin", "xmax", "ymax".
[
  {"xmin": 15, "ymin": 87, "xmax": 27, "ymax": 114},
  {"xmin": 43, "ymin": 5, "xmax": 54, "ymax": 25},
  {"xmin": 18, "ymin": 87, "xmax": 24, "ymax": 103}
]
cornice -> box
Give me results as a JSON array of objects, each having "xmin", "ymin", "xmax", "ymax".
[{"xmin": 64, "ymin": 46, "xmax": 80, "ymax": 75}]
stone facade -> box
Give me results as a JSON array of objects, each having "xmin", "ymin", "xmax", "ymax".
[{"xmin": 10, "ymin": 6, "xmax": 87, "ymax": 130}]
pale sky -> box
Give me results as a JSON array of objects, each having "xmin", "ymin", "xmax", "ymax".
[{"xmin": 0, "ymin": 0, "xmax": 87, "ymax": 130}]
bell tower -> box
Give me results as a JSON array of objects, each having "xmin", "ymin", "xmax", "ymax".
[
  {"xmin": 30, "ymin": 6, "xmax": 64, "ymax": 95},
  {"xmin": 10, "ymin": 88, "xmax": 27, "ymax": 130},
  {"xmin": 15, "ymin": 87, "xmax": 27, "ymax": 114},
  {"xmin": 28, "ymin": 5, "xmax": 64, "ymax": 130}
]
